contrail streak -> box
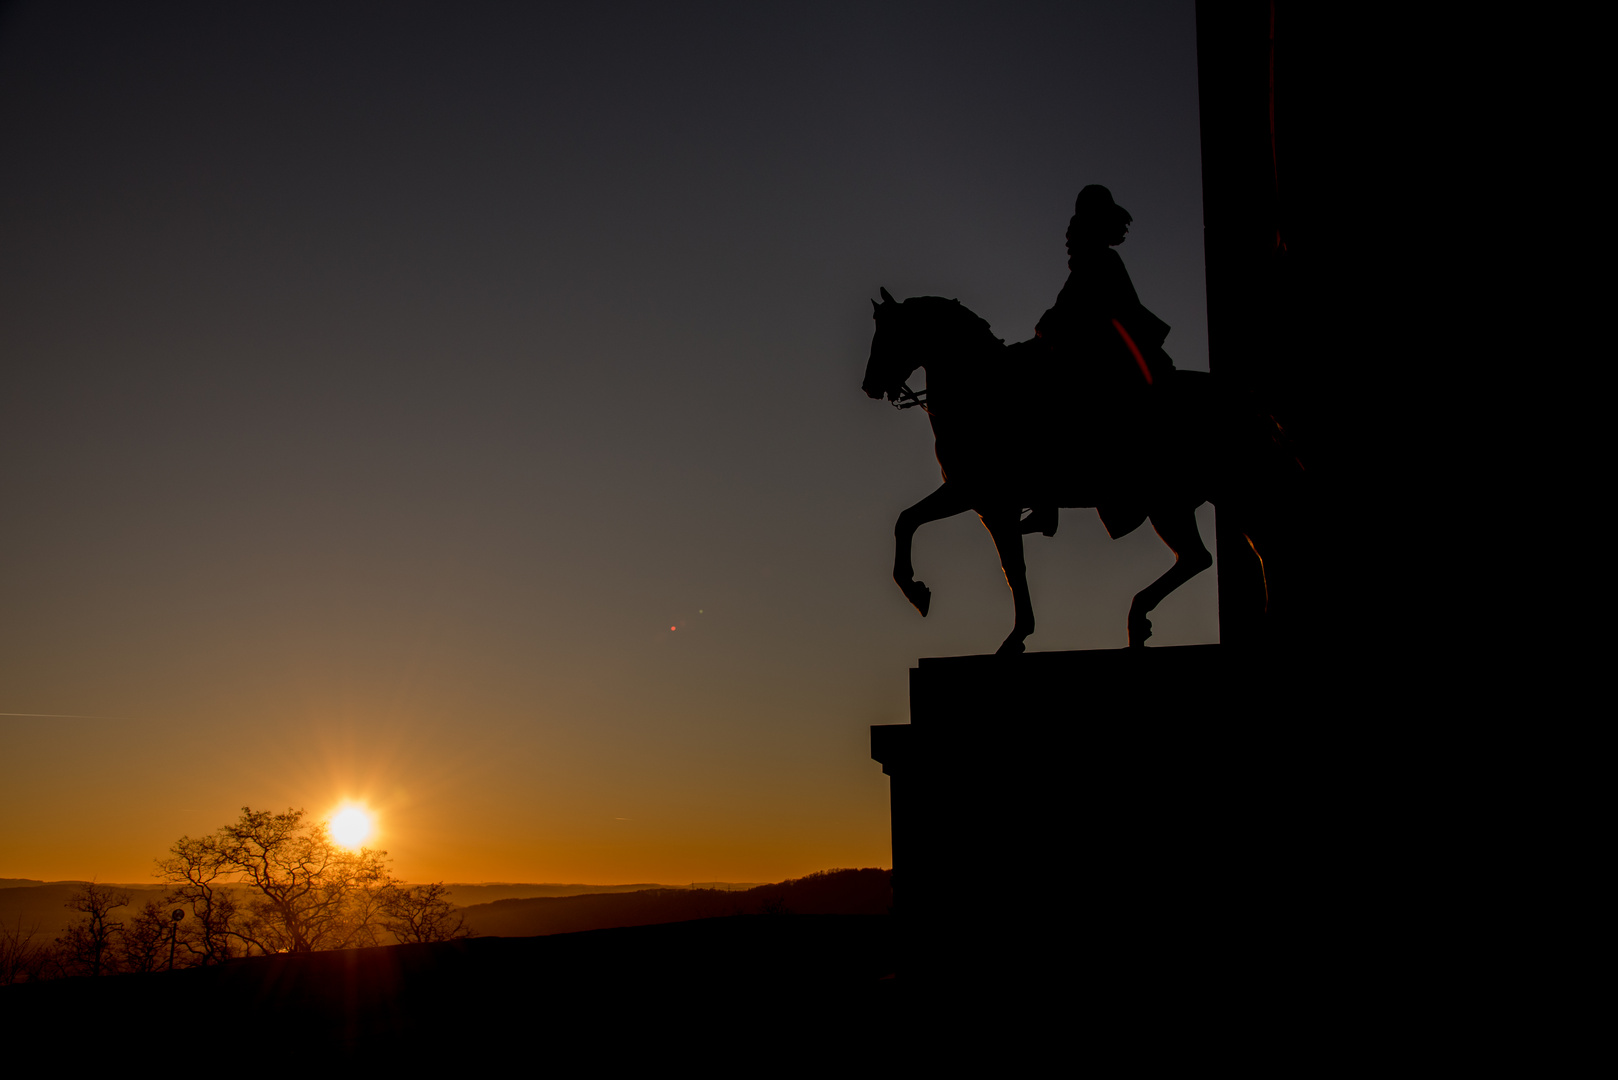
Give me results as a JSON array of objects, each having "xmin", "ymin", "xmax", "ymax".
[{"xmin": 0, "ymin": 712, "xmax": 135, "ymax": 720}]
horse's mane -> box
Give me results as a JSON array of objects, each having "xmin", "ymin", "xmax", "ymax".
[{"xmin": 901, "ymin": 296, "xmax": 1004, "ymax": 352}]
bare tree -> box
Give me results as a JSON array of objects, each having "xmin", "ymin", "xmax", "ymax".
[
  {"xmin": 159, "ymin": 807, "xmax": 395, "ymax": 956},
  {"xmin": 226, "ymin": 808, "xmax": 393, "ymax": 953},
  {"xmin": 341, "ymin": 872, "xmax": 393, "ymax": 950},
  {"xmin": 56, "ymin": 882, "xmax": 131, "ymax": 976},
  {"xmin": 379, "ymin": 883, "xmax": 474, "ymax": 944},
  {"xmin": 0, "ymin": 918, "xmax": 57, "ymax": 985},
  {"xmin": 157, "ymin": 832, "xmax": 242, "ymax": 965},
  {"xmin": 117, "ymin": 900, "xmax": 174, "ymax": 974}
]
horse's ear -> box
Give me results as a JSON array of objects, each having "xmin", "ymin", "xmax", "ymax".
[
  {"xmin": 880, "ymin": 286, "xmax": 895, "ymax": 304},
  {"xmin": 871, "ymin": 298, "xmax": 880, "ymax": 313}
]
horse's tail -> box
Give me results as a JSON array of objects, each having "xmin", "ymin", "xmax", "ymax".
[
  {"xmin": 1241, "ymin": 529, "xmax": 1270, "ymax": 614},
  {"xmin": 1196, "ymin": 372, "xmax": 1310, "ymax": 632}
]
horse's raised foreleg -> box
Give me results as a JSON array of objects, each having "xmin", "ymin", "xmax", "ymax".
[
  {"xmin": 893, "ymin": 483, "xmax": 973, "ymax": 616},
  {"xmin": 981, "ymin": 506, "xmax": 1035, "ymax": 655},
  {"xmin": 1128, "ymin": 506, "xmax": 1214, "ymax": 648}
]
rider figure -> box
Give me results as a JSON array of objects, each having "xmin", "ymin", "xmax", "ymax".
[{"xmin": 1023, "ymin": 185, "xmax": 1174, "ymax": 538}]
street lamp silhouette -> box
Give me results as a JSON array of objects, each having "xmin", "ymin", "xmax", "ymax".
[{"xmin": 168, "ymin": 908, "xmax": 184, "ymax": 971}]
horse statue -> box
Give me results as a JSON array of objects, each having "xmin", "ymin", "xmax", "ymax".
[{"xmin": 861, "ymin": 287, "xmax": 1290, "ymax": 655}]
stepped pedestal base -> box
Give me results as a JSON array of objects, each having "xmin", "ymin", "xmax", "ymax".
[{"xmin": 872, "ymin": 645, "xmax": 1417, "ymax": 1021}]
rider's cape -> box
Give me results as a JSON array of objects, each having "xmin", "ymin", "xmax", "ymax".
[{"xmin": 1035, "ymin": 246, "xmax": 1177, "ymax": 389}]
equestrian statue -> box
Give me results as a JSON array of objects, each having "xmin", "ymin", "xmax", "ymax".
[{"xmin": 861, "ymin": 186, "xmax": 1296, "ymax": 654}]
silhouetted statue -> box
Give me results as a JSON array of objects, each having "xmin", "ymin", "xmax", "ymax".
[{"xmin": 861, "ymin": 191, "xmax": 1293, "ymax": 651}]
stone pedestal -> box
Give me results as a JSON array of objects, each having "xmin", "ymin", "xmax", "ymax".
[{"xmin": 872, "ymin": 645, "xmax": 1403, "ymax": 1019}]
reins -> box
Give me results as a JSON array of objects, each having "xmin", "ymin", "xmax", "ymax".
[{"xmin": 888, "ymin": 383, "xmax": 929, "ymax": 412}]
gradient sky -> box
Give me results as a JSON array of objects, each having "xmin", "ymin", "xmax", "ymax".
[{"xmin": 1, "ymin": 1, "xmax": 1216, "ymax": 884}]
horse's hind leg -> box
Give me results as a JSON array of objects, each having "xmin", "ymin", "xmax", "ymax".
[
  {"xmin": 893, "ymin": 483, "xmax": 973, "ymax": 616},
  {"xmin": 981, "ymin": 506, "xmax": 1035, "ymax": 655},
  {"xmin": 1128, "ymin": 506, "xmax": 1214, "ymax": 648}
]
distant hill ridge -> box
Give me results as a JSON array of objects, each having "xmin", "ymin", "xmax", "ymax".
[
  {"xmin": 460, "ymin": 868, "xmax": 893, "ymax": 938},
  {"xmin": 0, "ymin": 871, "xmax": 888, "ymax": 938},
  {"xmin": 2, "ymin": 880, "xmax": 164, "ymax": 890},
  {"xmin": 0, "ymin": 882, "xmax": 174, "ymax": 938},
  {"xmin": 440, "ymin": 882, "xmax": 690, "ymax": 904}
]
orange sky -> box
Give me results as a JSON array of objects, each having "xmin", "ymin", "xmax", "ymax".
[{"xmin": 0, "ymin": 3, "xmax": 1216, "ymax": 884}]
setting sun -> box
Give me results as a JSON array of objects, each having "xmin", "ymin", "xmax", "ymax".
[{"xmin": 329, "ymin": 806, "xmax": 374, "ymax": 849}]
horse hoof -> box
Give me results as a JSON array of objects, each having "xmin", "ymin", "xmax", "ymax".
[
  {"xmin": 1128, "ymin": 614, "xmax": 1153, "ymax": 648},
  {"xmin": 995, "ymin": 637, "xmax": 1026, "ymax": 656},
  {"xmin": 1020, "ymin": 507, "xmax": 1059, "ymax": 537},
  {"xmin": 899, "ymin": 579, "xmax": 932, "ymax": 617}
]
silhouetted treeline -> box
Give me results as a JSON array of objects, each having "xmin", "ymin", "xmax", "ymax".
[
  {"xmin": 461, "ymin": 868, "xmax": 892, "ymax": 938},
  {"xmin": 0, "ymin": 883, "xmax": 182, "ymax": 983},
  {"xmin": 1, "ymin": 806, "xmax": 478, "ymax": 983},
  {"xmin": 2, "ymin": 868, "xmax": 891, "ymax": 982},
  {"xmin": 1, "ymin": 879, "xmax": 723, "ymax": 940}
]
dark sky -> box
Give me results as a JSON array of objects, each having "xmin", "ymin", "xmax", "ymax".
[{"xmin": 0, "ymin": 1, "xmax": 1216, "ymax": 882}]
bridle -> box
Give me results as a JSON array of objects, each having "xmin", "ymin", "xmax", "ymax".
[{"xmin": 888, "ymin": 383, "xmax": 928, "ymax": 411}]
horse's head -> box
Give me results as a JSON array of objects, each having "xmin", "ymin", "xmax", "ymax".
[
  {"xmin": 861, "ymin": 286, "xmax": 917, "ymax": 401},
  {"xmin": 863, "ymin": 290, "xmax": 998, "ymax": 407}
]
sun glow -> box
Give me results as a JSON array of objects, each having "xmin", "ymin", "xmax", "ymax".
[{"xmin": 329, "ymin": 805, "xmax": 374, "ymax": 849}]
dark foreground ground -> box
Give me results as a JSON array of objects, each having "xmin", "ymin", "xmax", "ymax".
[
  {"xmin": 3, "ymin": 912, "xmax": 1424, "ymax": 1065},
  {"xmin": 3, "ymin": 915, "xmax": 906, "ymax": 1062}
]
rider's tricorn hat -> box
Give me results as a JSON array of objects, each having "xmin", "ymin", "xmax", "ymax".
[{"xmin": 1074, "ymin": 184, "xmax": 1132, "ymax": 226}]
